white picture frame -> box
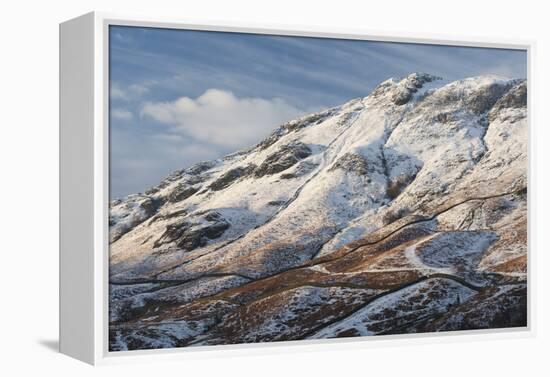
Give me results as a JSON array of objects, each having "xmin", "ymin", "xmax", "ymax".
[{"xmin": 59, "ymin": 11, "xmax": 535, "ymax": 365}]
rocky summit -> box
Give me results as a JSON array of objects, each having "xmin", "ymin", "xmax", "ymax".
[{"xmin": 108, "ymin": 73, "xmax": 528, "ymax": 351}]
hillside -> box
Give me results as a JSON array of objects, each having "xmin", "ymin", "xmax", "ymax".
[{"xmin": 108, "ymin": 73, "xmax": 528, "ymax": 350}]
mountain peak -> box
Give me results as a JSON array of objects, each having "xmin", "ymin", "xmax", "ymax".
[{"xmin": 369, "ymin": 72, "xmax": 443, "ymax": 105}]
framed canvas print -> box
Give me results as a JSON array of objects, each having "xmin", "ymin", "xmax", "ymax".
[{"xmin": 59, "ymin": 12, "xmax": 533, "ymax": 365}]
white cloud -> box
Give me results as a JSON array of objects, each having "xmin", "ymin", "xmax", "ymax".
[
  {"xmin": 128, "ymin": 83, "xmax": 151, "ymax": 96},
  {"xmin": 141, "ymin": 89, "xmax": 306, "ymax": 149},
  {"xmin": 111, "ymin": 108, "xmax": 134, "ymax": 121},
  {"xmin": 110, "ymin": 81, "xmax": 155, "ymax": 101},
  {"xmin": 110, "ymin": 83, "xmax": 127, "ymax": 100}
]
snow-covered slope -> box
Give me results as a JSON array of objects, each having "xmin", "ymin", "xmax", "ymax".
[{"xmin": 108, "ymin": 73, "xmax": 527, "ymax": 350}]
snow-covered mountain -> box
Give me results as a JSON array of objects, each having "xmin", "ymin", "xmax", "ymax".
[{"xmin": 109, "ymin": 73, "xmax": 527, "ymax": 350}]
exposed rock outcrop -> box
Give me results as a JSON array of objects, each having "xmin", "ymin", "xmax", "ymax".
[
  {"xmin": 208, "ymin": 164, "xmax": 256, "ymax": 191},
  {"xmin": 153, "ymin": 211, "xmax": 230, "ymax": 251},
  {"xmin": 254, "ymin": 141, "xmax": 312, "ymax": 177},
  {"xmin": 329, "ymin": 152, "xmax": 370, "ymax": 175}
]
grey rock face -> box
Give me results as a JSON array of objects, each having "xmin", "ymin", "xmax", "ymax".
[
  {"xmin": 254, "ymin": 142, "xmax": 312, "ymax": 177},
  {"xmin": 267, "ymin": 200, "xmax": 286, "ymax": 206},
  {"xmin": 167, "ymin": 184, "xmax": 199, "ymax": 203},
  {"xmin": 282, "ymin": 110, "xmax": 336, "ymax": 132},
  {"xmin": 186, "ymin": 161, "xmax": 216, "ymax": 175},
  {"xmin": 256, "ymin": 128, "xmax": 286, "ymax": 151},
  {"xmin": 329, "ymin": 153, "xmax": 369, "ymax": 175},
  {"xmin": 393, "ymin": 73, "xmax": 441, "ymax": 105},
  {"xmin": 109, "ymin": 196, "xmax": 162, "ymax": 242},
  {"xmin": 280, "ymin": 161, "xmax": 319, "ymax": 179},
  {"xmin": 465, "ymin": 81, "xmax": 514, "ymax": 114},
  {"xmin": 148, "ymin": 208, "xmax": 188, "ymax": 224},
  {"xmin": 488, "ymin": 81, "xmax": 527, "ymax": 121},
  {"xmin": 369, "ymin": 73, "xmax": 441, "ymax": 106},
  {"xmin": 153, "ymin": 211, "xmax": 230, "ymax": 251},
  {"xmin": 209, "ymin": 164, "xmax": 256, "ymax": 191},
  {"xmin": 256, "ymin": 110, "xmax": 336, "ymax": 151}
]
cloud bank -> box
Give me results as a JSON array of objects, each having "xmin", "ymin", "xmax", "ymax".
[
  {"xmin": 111, "ymin": 108, "xmax": 134, "ymax": 121},
  {"xmin": 141, "ymin": 89, "xmax": 306, "ymax": 149}
]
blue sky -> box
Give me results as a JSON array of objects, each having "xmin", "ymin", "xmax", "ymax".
[{"xmin": 109, "ymin": 25, "xmax": 526, "ymax": 198}]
